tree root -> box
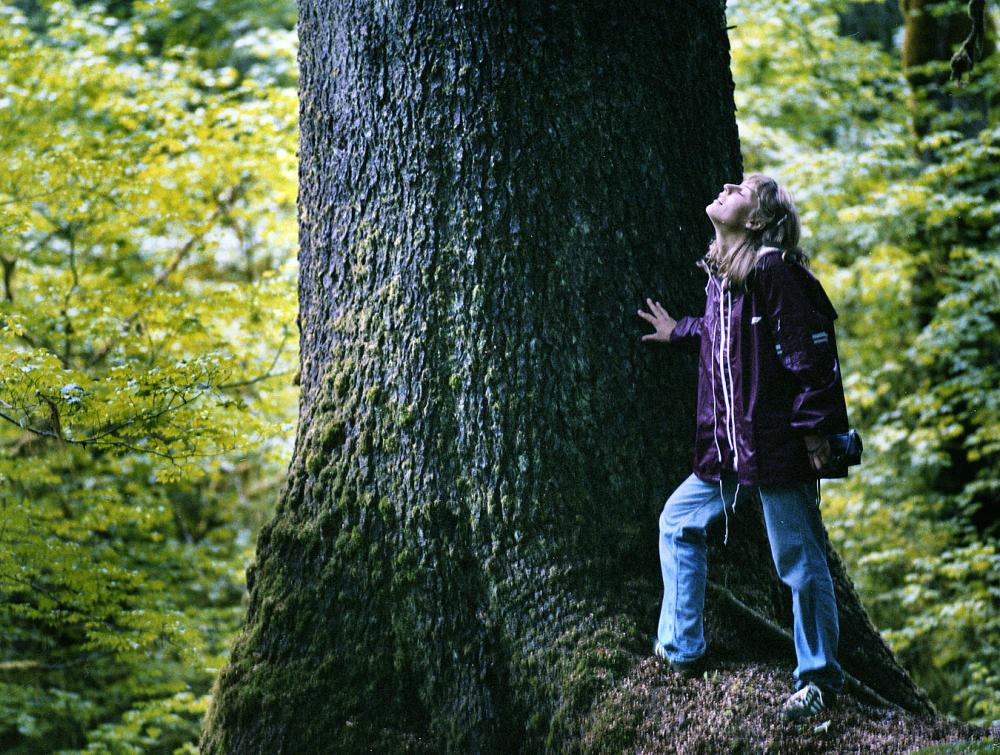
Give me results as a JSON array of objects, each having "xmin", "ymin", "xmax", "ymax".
[{"xmin": 706, "ymin": 581, "xmax": 905, "ymax": 713}]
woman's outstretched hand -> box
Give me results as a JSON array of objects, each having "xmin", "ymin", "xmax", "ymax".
[{"xmin": 637, "ymin": 297, "xmax": 677, "ymax": 343}]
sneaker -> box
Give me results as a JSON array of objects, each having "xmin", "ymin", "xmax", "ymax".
[
  {"xmin": 782, "ymin": 682, "xmax": 827, "ymax": 721},
  {"xmin": 652, "ymin": 640, "xmax": 704, "ymax": 679}
]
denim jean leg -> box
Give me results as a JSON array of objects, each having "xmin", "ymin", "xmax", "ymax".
[
  {"xmin": 656, "ymin": 473, "xmax": 732, "ymax": 663},
  {"xmin": 758, "ymin": 481, "xmax": 845, "ymax": 694}
]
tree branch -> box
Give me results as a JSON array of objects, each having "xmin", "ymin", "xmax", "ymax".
[
  {"xmin": 950, "ymin": 0, "xmax": 987, "ymax": 82},
  {"xmin": 1, "ymin": 255, "xmax": 14, "ymax": 302},
  {"xmin": 85, "ymin": 182, "xmax": 247, "ymax": 369},
  {"xmin": 217, "ymin": 325, "xmax": 294, "ymax": 391}
]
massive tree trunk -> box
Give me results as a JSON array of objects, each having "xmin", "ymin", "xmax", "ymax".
[{"xmin": 201, "ymin": 2, "xmax": 984, "ymax": 751}]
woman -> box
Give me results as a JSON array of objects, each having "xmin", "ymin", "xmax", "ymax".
[{"xmin": 636, "ymin": 174, "xmax": 849, "ymax": 721}]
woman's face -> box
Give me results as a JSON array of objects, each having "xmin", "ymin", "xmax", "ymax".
[{"xmin": 706, "ymin": 180, "xmax": 759, "ymax": 231}]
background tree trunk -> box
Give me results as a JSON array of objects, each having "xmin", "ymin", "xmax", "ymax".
[
  {"xmin": 839, "ymin": 0, "xmax": 903, "ymax": 51},
  {"xmin": 201, "ymin": 1, "xmax": 984, "ymax": 751},
  {"xmin": 900, "ymin": 0, "xmax": 995, "ymax": 139}
]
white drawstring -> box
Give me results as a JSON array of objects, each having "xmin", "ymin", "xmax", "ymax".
[
  {"xmin": 717, "ymin": 283, "xmax": 734, "ymax": 454},
  {"xmin": 716, "ymin": 283, "xmax": 741, "ymax": 475},
  {"xmin": 725, "ymin": 286, "xmax": 742, "ymax": 511},
  {"xmin": 709, "ymin": 276, "xmax": 742, "ymax": 544},
  {"xmin": 708, "ymin": 302, "xmax": 729, "ymax": 545},
  {"xmin": 725, "ymin": 289, "xmax": 740, "ymax": 475}
]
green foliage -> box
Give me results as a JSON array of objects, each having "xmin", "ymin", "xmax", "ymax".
[
  {"xmin": 914, "ymin": 741, "xmax": 999, "ymax": 755},
  {"xmin": 0, "ymin": 1, "xmax": 297, "ymax": 751},
  {"xmin": 730, "ymin": 0, "xmax": 1000, "ymax": 726}
]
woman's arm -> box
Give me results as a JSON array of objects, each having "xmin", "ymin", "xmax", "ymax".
[
  {"xmin": 666, "ymin": 315, "xmax": 703, "ymax": 353},
  {"xmin": 757, "ymin": 262, "xmax": 848, "ymax": 436}
]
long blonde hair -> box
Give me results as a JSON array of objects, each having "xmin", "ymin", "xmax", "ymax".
[{"xmin": 698, "ymin": 173, "xmax": 807, "ymax": 288}]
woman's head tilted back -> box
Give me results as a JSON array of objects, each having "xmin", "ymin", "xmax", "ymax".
[{"xmin": 700, "ymin": 173, "xmax": 806, "ymax": 287}]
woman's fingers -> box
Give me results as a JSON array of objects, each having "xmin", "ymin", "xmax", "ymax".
[
  {"xmin": 638, "ymin": 303, "xmax": 660, "ymax": 324},
  {"xmin": 638, "ymin": 300, "xmax": 670, "ymax": 343},
  {"xmin": 805, "ymin": 435, "xmax": 831, "ymax": 471},
  {"xmin": 640, "ymin": 298, "xmax": 671, "ymax": 323},
  {"xmin": 651, "ymin": 299, "xmax": 668, "ymax": 319},
  {"xmin": 638, "ymin": 298, "xmax": 674, "ymax": 345},
  {"xmin": 808, "ymin": 446, "xmax": 831, "ymax": 470}
]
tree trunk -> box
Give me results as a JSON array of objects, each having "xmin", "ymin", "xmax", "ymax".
[
  {"xmin": 839, "ymin": 1, "xmax": 903, "ymax": 51},
  {"xmin": 201, "ymin": 1, "xmax": 984, "ymax": 751},
  {"xmin": 900, "ymin": 0, "xmax": 994, "ymax": 139}
]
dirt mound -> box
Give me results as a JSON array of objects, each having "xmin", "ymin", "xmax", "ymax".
[{"xmin": 597, "ymin": 657, "xmax": 988, "ymax": 754}]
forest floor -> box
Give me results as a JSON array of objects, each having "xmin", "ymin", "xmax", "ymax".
[{"xmin": 594, "ymin": 656, "xmax": 995, "ymax": 754}]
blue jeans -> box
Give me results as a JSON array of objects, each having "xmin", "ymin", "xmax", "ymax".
[{"xmin": 656, "ymin": 471, "xmax": 844, "ymax": 694}]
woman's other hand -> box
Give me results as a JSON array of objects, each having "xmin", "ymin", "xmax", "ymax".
[
  {"xmin": 637, "ymin": 298, "xmax": 677, "ymax": 343},
  {"xmin": 804, "ymin": 434, "xmax": 831, "ymax": 471}
]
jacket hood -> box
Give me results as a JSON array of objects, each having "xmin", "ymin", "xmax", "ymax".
[{"xmin": 756, "ymin": 247, "xmax": 839, "ymax": 322}]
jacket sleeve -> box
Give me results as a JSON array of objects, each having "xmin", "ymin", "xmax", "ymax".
[
  {"xmin": 757, "ymin": 262, "xmax": 848, "ymax": 434},
  {"xmin": 667, "ymin": 316, "xmax": 702, "ymax": 354}
]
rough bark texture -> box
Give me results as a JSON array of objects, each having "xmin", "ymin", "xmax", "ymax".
[{"xmin": 201, "ymin": 1, "xmax": 988, "ymax": 751}]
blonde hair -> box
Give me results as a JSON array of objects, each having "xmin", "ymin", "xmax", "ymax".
[{"xmin": 698, "ymin": 173, "xmax": 807, "ymax": 288}]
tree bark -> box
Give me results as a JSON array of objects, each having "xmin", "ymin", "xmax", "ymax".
[{"xmin": 201, "ymin": 1, "xmax": 984, "ymax": 751}]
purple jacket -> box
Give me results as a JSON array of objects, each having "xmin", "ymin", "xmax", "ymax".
[{"xmin": 668, "ymin": 247, "xmax": 850, "ymax": 486}]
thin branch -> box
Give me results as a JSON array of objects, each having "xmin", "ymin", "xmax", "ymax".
[
  {"xmin": 0, "ymin": 185, "xmax": 72, "ymax": 207},
  {"xmin": 0, "ymin": 403, "xmax": 260, "ymax": 462},
  {"xmin": 73, "ymin": 386, "xmax": 207, "ymax": 442},
  {"xmin": 217, "ymin": 326, "xmax": 294, "ymax": 391},
  {"xmin": 10, "ymin": 329, "xmax": 71, "ymax": 369},
  {"xmin": 2, "ymin": 229, "xmax": 58, "ymax": 302},
  {"xmin": 35, "ymin": 393, "xmax": 65, "ymax": 446},
  {"xmin": 219, "ymin": 368, "xmax": 295, "ymax": 391},
  {"xmin": 62, "ymin": 230, "xmax": 79, "ymax": 362},
  {"xmin": 2, "ymin": 227, "xmax": 84, "ymax": 369},
  {"xmin": 85, "ymin": 182, "xmax": 247, "ymax": 369},
  {"xmin": 0, "ymin": 651, "xmax": 113, "ymax": 672}
]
